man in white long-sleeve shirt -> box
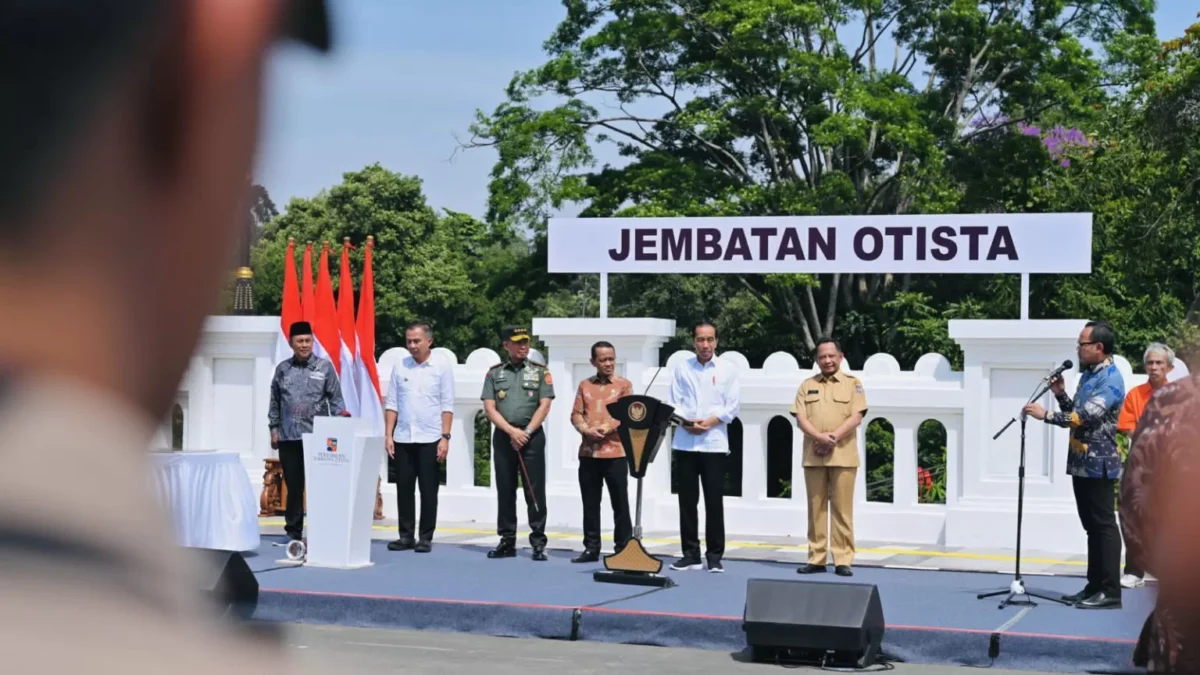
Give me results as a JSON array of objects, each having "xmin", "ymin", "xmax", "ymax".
[
  {"xmin": 384, "ymin": 322, "xmax": 455, "ymax": 552},
  {"xmin": 667, "ymin": 320, "xmax": 740, "ymax": 573}
]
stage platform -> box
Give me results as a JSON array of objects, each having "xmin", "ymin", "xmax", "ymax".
[{"xmin": 248, "ymin": 535, "xmax": 1150, "ymax": 674}]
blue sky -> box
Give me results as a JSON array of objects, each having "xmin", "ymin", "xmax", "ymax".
[{"xmin": 255, "ymin": 0, "xmax": 1198, "ymax": 220}]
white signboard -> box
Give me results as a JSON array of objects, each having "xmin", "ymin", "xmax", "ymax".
[{"xmin": 547, "ymin": 214, "xmax": 1092, "ymax": 274}]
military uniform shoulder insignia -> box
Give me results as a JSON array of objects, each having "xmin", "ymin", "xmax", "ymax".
[
  {"xmin": 529, "ymin": 359, "xmax": 546, "ymax": 368},
  {"xmin": 544, "ymin": 369, "xmax": 553, "ymax": 385}
]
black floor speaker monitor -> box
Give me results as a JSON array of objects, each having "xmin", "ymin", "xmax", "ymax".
[
  {"xmin": 743, "ymin": 578, "xmax": 885, "ymax": 668},
  {"xmin": 194, "ymin": 548, "xmax": 259, "ymax": 622}
]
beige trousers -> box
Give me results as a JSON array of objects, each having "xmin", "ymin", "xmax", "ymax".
[{"xmin": 804, "ymin": 466, "xmax": 857, "ymax": 566}]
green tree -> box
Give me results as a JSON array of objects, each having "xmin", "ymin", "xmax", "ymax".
[
  {"xmin": 465, "ymin": 0, "xmax": 1156, "ymax": 360},
  {"xmin": 250, "ymin": 164, "xmax": 496, "ymax": 355},
  {"xmin": 1023, "ymin": 17, "xmax": 1200, "ymax": 362}
]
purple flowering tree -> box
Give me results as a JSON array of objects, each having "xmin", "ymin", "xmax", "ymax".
[
  {"xmin": 967, "ymin": 114, "xmax": 1093, "ymax": 168},
  {"xmin": 1017, "ymin": 124, "xmax": 1093, "ymax": 167}
]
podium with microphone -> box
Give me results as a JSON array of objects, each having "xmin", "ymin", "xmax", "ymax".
[
  {"xmin": 291, "ymin": 416, "xmax": 385, "ymax": 569},
  {"xmin": 592, "ymin": 394, "xmax": 684, "ymax": 588}
]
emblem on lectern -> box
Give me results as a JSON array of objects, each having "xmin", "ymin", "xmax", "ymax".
[{"xmin": 629, "ymin": 401, "xmax": 647, "ymax": 422}]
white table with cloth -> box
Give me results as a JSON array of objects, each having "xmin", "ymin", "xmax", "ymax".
[{"xmin": 148, "ymin": 450, "xmax": 261, "ymax": 552}]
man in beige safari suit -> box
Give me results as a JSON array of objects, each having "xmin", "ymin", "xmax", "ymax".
[
  {"xmin": 0, "ymin": 2, "xmax": 349, "ymax": 674},
  {"xmin": 790, "ymin": 338, "xmax": 868, "ymax": 577}
]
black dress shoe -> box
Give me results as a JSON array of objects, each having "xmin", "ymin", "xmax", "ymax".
[
  {"xmin": 571, "ymin": 550, "xmax": 600, "ymax": 564},
  {"xmin": 414, "ymin": 541, "xmax": 431, "ymax": 553},
  {"xmin": 835, "ymin": 565, "xmax": 853, "ymax": 577},
  {"xmin": 1061, "ymin": 588, "xmax": 1093, "ymax": 603},
  {"xmin": 1076, "ymin": 592, "xmax": 1121, "ymax": 609},
  {"xmin": 796, "ymin": 564, "xmax": 827, "ymax": 574},
  {"xmin": 387, "ymin": 539, "xmax": 416, "ymax": 551},
  {"xmin": 487, "ymin": 542, "xmax": 516, "ymax": 559},
  {"xmin": 532, "ymin": 548, "xmax": 548, "ymax": 562}
]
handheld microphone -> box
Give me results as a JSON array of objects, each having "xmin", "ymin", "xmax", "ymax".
[{"xmin": 1043, "ymin": 359, "xmax": 1073, "ymax": 381}]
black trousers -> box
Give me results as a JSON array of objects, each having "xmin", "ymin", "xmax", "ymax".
[
  {"xmin": 277, "ymin": 440, "xmax": 305, "ymax": 540},
  {"xmin": 675, "ymin": 450, "xmax": 726, "ymax": 562},
  {"xmin": 579, "ymin": 456, "xmax": 632, "ymax": 553},
  {"xmin": 494, "ymin": 427, "xmax": 547, "ymax": 548},
  {"xmin": 1072, "ymin": 476, "xmax": 1122, "ymax": 597},
  {"xmin": 392, "ymin": 441, "xmax": 440, "ymax": 543}
]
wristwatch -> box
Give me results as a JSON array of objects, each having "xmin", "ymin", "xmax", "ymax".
[{"xmin": 441, "ymin": 433, "xmax": 451, "ymax": 440}]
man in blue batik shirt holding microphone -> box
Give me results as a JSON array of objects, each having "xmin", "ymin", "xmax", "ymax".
[{"xmin": 1023, "ymin": 320, "xmax": 1125, "ymax": 610}]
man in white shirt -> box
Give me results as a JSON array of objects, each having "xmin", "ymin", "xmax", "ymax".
[
  {"xmin": 384, "ymin": 322, "xmax": 455, "ymax": 553},
  {"xmin": 666, "ymin": 321, "xmax": 740, "ymax": 573}
]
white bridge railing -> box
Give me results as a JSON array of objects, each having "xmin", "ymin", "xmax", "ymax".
[{"xmin": 160, "ymin": 316, "xmax": 1186, "ymax": 555}]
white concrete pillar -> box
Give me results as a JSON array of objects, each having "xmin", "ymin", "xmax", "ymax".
[
  {"xmin": 946, "ymin": 319, "xmax": 1088, "ymax": 551},
  {"xmin": 739, "ymin": 413, "xmax": 767, "ymax": 501},
  {"xmin": 890, "ymin": 414, "xmax": 919, "ymax": 507},
  {"xmin": 444, "ymin": 408, "xmax": 475, "ymax": 490}
]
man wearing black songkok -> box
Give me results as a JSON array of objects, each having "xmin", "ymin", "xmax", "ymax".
[{"xmin": 268, "ymin": 320, "xmax": 348, "ymax": 541}]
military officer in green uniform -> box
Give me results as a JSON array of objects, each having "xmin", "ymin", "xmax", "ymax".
[{"xmin": 481, "ymin": 326, "xmax": 556, "ymax": 561}]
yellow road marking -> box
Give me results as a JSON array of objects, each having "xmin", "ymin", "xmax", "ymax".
[{"xmin": 256, "ymin": 519, "xmax": 1084, "ymax": 567}]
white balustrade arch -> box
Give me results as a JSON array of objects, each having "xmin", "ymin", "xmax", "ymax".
[{"xmin": 167, "ymin": 315, "xmax": 1188, "ymax": 555}]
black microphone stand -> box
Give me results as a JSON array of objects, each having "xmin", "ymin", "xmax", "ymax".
[{"xmin": 977, "ymin": 376, "xmax": 1073, "ymax": 610}]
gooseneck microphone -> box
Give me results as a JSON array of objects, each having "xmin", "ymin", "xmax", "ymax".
[{"xmin": 1043, "ymin": 359, "xmax": 1073, "ymax": 381}]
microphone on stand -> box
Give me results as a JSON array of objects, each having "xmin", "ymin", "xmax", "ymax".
[
  {"xmin": 1042, "ymin": 359, "xmax": 1073, "ymax": 382},
  {"xmin": 1016, "ymin": 361, "xmax": 1075, "ymax": 423}
]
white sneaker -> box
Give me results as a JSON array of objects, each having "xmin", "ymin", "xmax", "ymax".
[{"xmin": 1121, "ymin": 574, "xmax": 1145, "ymax": 588}]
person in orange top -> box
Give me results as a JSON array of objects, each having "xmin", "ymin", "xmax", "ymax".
[
  {"xmin": 1118, "ymin": 342, "xmax": 1176, "ymax": 589},
  {"xmin": 570, "ymin": 341, "xmax": 635, "ymax": 563}
]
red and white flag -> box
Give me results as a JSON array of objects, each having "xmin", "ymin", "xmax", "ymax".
[
  {"xmin": 337, "ymin": 238, "xmax": 361, "ymax": 416},
  {"xmin": 313, "ymin": 241, "xmax": 341, "ymax": 374},
  {"xmin": 275, "ymin": 238, "xmax": 303, "ymax": 364},
  {"xmin": 355, "ymin": 235, "xmax": 384, "ymax": 434},
  {"xmin": 301, "ymin": 241, "xmax": 316, "ymax": 323}
]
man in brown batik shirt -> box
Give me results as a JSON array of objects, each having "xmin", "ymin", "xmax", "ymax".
[{"xmin": 569, "ymin": 341, "xmax": 634, "ymax": 563}]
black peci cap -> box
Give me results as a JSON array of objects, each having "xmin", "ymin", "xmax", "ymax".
[{"xmin": 289, "ymin": 321, "xmax": 313, "ymax": 339}]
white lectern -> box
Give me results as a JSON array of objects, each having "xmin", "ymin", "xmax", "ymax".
[{"xmin": 301, "ymin": 416, "xmax": 385, "ymax": 569}]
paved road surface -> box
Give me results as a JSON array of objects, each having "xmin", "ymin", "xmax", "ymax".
[{"xmin": 278, "ymin": 623, "xmax": 1059, "ymax": 675}]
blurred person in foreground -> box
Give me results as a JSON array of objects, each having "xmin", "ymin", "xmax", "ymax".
[
  {"xmin": 1121, "ymin": 323, "xmax": 1200, "ymax": 672},
  {"xmin": 0, "ymin": 1, "xmax": 336, "ymax": 673}
]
